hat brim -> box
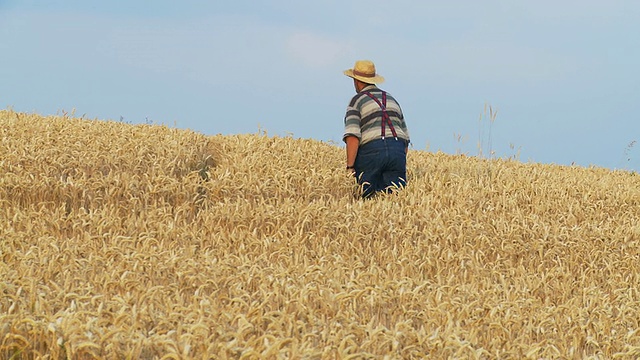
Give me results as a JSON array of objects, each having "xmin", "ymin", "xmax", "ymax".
[{"xmin": 343, "ymin": 69, "xmax": 385, "ymax": 84}]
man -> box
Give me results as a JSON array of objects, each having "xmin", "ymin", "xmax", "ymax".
[{"xmin": 343, "ymin": 60, "xmax": 410, "ymax": 198}]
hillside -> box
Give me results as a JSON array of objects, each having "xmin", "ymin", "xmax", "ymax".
[{"xmin": 1, "ymin": 109, "xmax": 640, "ymax": 359}]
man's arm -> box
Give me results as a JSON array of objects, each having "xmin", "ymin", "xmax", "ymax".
[{"xmin": 345, "ymin": 136, "xmax": 359, "ymax": 171}]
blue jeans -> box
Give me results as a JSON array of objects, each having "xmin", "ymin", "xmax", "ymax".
[{"xmin": 354, "ymin": 138, "xmax": 407, "ymax": 198}]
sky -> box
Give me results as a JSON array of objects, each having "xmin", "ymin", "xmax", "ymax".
[{"xmin": 1, "ymin": 1, "xmax": 639, "ymax": 171}]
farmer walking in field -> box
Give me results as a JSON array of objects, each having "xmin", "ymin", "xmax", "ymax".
[{"xmin": 343, "ymin": 60, "xmax": 410, "ymax": 198}]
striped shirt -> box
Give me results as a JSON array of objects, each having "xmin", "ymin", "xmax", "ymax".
[{"xmin": 343, "ymin": 85, "xmax": 410, "ymax": 146}]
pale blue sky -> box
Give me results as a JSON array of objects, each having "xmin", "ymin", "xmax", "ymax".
[{"xmin": 2, "ymin": 1, "xmax": 639, "ymax": 170}]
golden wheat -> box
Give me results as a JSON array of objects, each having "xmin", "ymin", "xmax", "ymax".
[{"xmin": 1, "ymin": 109, "xmax": 640, "ymax": 359}]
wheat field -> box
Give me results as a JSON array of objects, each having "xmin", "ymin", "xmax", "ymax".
[{"xmin": 1, "ymin": 109, "xmax": 640, "ymax": 359}]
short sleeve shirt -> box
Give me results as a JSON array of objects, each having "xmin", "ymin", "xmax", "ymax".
[{"xmin": 342, "ymin": 85, "xmax": 410, "ymax": 146}]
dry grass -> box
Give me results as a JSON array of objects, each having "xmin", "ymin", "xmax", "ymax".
[{"xmin": 1, "ymin": 109, "xmax": 640, "ymax": 359}]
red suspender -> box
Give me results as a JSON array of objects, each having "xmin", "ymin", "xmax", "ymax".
[{"xmin": 363, "ymin": 91, "xmax": 398, "ymax": 140}]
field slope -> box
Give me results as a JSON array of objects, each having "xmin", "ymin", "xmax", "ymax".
[{"xmin": 1, "ymin": 109, "xmax": 640, "ymax": 359}]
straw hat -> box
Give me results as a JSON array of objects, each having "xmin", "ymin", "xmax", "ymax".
[{"xmin": 343, "ymin": 60, "xmax": 385, "ymax": 84}]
